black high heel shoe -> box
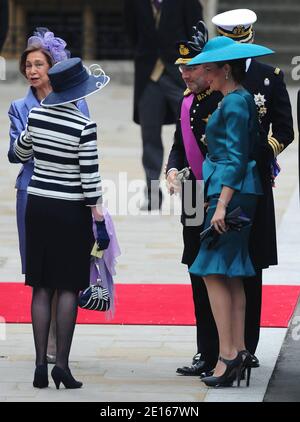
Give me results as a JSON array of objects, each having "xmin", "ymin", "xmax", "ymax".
[
  {"xmin": 240, "ymin": 350, "xmax": 256, "ymax": 387},
  {"xmin": 33, "ymin": 364, "xmax": 49, "ymax": 388},
  {"xmin": 201, "ymin": 353, "xmax": 243, "ymax": 388},
  {"xmin": 51, "ymin": 365, "xmax": 83, "ymax": 389}
]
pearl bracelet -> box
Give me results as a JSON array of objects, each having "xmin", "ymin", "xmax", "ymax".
[{"xmin": 217, "ymin": 198, "xmax": 227, "ymax": 207}]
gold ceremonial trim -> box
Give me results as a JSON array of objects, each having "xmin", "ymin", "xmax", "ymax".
[
  {"xmin": 268, "ymin": 139, "xmax": 278, "ymax": 156},
  {"xmin": 184, "ymin": 88, "xmax": 192, "ymax": 97},
  {"xmin": 179, "ymin": 44, "xmax": 190, "ymax": 56},
  {"xmin": 202, "ymin": 115, "xmax": 211, "ymax": 124},
  {"xmin": 268, "ymin": 136, "xmax": 283, "ymax": 157},
  {"xmin": 196, "ymin": 88, "xmax": 212, "ymax": 102},
  {"xmin": 175, "ymin": 58, "xmax": 192, "ymax": 65},
  {"xmin": 268, "ymin": 137, "xmax": 279, "ymax": 155},
  {"xmin": 270, "ymin": 136, "xmax": 283, "ymax": 154},
  {"xmin": 274, "ymin": 67, "xmax": 281, "ymax": 75},
  {"xmin": 217, "ymin": 26, "xmax": 252, "ymax": 39}
]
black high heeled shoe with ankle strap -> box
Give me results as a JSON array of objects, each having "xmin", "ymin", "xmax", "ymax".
[{"xmin": 201, "ymin": 353, "xmax": 243, "ymax": 388}]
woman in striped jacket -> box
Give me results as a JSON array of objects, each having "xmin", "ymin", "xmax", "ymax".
[
  {"xmin": 14, "ymin": 57, "xmax": 110, "ymax": 390},
  {"xmin": 8, "ymin": 28, "xmax": 89, "ymax": 364}
]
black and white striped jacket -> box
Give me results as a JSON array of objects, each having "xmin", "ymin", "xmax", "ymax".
[{"xmin": 14, "ymin": 103, "xmax": 102, "ymax": 206}]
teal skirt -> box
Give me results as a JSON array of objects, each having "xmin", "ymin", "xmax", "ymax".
[{"xmin": 189, "ymin": 193, "xmax": 258, "ymax": 278}]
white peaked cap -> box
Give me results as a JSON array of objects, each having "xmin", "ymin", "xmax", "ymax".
[{"xmin": 212, "ymin": 9, "xmax": 257, "ymax": 31}]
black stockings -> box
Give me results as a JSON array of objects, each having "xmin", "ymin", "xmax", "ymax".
[
  {"xmin": 31, "ymin": 287, "xmax": 78, "ymax": 369},
  {"xmin": 55, "ymin": 289, "xmax": 78, "ymax": 370}
]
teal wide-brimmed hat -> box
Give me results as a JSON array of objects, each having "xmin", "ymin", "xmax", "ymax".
[{"xmin": 188, "ymin": 36, "xmax": 274, "ymax": 66}]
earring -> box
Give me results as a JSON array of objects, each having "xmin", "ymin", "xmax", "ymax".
[{"xmin": 225, "ymin": 73, "xmax": 229, "ymax": 80}]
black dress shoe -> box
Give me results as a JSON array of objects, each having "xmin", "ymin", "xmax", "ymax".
[
  {"xmin": 177, "ymin": 355, "xmax": 214, "ymax": 376},
  {"xmin": 249, "ymin": 354, "xmax": 260, "ymax": 368},
  {"xmin": 191, "ymin": 353, "xmax": 201, "ymax": 365},
  {"xmin": 199, "ymin": 369, "xmax": 214, "ymax": 379}
]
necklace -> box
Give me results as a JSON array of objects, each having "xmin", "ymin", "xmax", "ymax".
[{"xmin": 224, "ymin": 84, "xmax": 242, "ymax": 97}]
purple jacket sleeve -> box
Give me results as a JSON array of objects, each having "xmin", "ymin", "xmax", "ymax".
[
  {"xmin": 8, "ymin": 102, "xmax": 25, "ymax": 163},
  {"xmin": 77, "ymin": 99, "xmax": 90, "ymax": 118}
]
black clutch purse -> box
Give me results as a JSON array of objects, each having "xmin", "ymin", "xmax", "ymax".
[
  {"xmin": 200, "ymin": 206, "xmax": 251, "ymax": 249},
  {"xmin": 78, "ymin": 284, "xmax": 110, "ymax": 311},
  {"xmin": 78, "ymin": 259, "xmax": 111, "ymax": 311}
]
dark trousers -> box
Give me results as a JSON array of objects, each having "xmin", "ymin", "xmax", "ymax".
[
  {"xmin": 138, "ymin": 73, "xmax": 182, "ymax": 189},
  {"xmin": 244, "ymin": 271, "xmax": 263, "ymax": 354}
]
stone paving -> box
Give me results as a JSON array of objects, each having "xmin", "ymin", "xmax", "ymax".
[{"xmin": 0, "ymin": 78, "xmax": 299, "ymax": 402}]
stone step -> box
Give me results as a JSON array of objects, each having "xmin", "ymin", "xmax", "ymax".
[
  {"xmin": 254, "ymin": 24, "xmax": 300, "ymax": 45},
  {"xmin": 219, "ymin": 6, "xmax": 300, "ymax": 24}
]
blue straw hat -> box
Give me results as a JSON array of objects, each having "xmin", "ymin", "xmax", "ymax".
[
  {"xmin": 188, "ymin": 36, "xmax": 274, "ymax": 66},
  {"xmin": 42, "ymin": 57, "xmax": 110, "ymax": 106}
]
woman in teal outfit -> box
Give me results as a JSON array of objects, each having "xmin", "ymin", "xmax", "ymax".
[{"xmin": 187, "ymin": 37, "xmax": 273, "ymax": 387}]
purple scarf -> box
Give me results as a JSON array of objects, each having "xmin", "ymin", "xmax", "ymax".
[
  {"xmin": 91, "ymin": 207, "xmax": 121, "ymax": 318},
  {"xmin": 180, "ymin": 94, "xmax": 204, "ymax": 180}
]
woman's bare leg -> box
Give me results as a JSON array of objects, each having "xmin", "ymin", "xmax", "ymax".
[
  {"xmin": 229, "ymin": 277, "xmax": 246, "ymax": 352},
  {"xmin": 203, "ymin": 275, "xmax": 237, "ymax": 377}
]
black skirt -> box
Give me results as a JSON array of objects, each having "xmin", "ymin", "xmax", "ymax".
[{"xmin": 25, "ymin": 194, "xmax": 94, "ymax": 292}]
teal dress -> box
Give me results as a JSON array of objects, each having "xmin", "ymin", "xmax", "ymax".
[{"xmin": 189, "ymin": 89, "xmax": 263, "ymax": 278}]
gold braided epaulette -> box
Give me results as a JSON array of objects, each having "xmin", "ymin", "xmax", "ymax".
[
  {"xmin": 184, "ymin": 88, "xmax": 192, "ymax": 96},
  {"xmin": 274, "ymin": 67, "xmax": 281, "ymax": 75},
  {"xmin": 268, "ymin": 136, "xmax": 284, "ymax": 157}
]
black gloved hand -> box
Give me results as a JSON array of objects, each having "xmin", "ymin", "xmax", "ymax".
[{"xmin": 95, "ymin": 219, "xmax": 110, "ymax": 250}]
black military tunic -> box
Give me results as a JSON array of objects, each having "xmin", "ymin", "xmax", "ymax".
[
  {"xmin": 166, "ymin": 88, "xmax": 222, "ymax": 266},
  {"xmin": 243, "ymin": 59, "xmax": 294, "ymax": 269}
]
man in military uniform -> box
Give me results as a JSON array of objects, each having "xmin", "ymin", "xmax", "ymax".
[
  {"xmin": 166, "ymin": 22, "xmax": 222, "ymax": 376},
  {"xmin": 176, "ymin": 9, "xmax": 294, "ymax": 377}
]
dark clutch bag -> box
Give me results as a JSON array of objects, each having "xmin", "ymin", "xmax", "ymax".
[
  {"xmin": 78, "ymin": 284, "xmax": 110, "ymax": 311},
  {"xmin": 78, "ymin": 256, "xmax": 111, "ymax": 312},
  {"xmin": 200, "ymin": 206, "xmax": 251, "ymax": 249}
]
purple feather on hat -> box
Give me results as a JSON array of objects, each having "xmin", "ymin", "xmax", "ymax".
[{"xmin": 27, "ymin": 27, "xmax": 71, "ymax": 63}]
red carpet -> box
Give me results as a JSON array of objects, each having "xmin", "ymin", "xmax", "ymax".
[{"xmin": 0, "ymin": 283, "xmax": 299, "ymax": 328}]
